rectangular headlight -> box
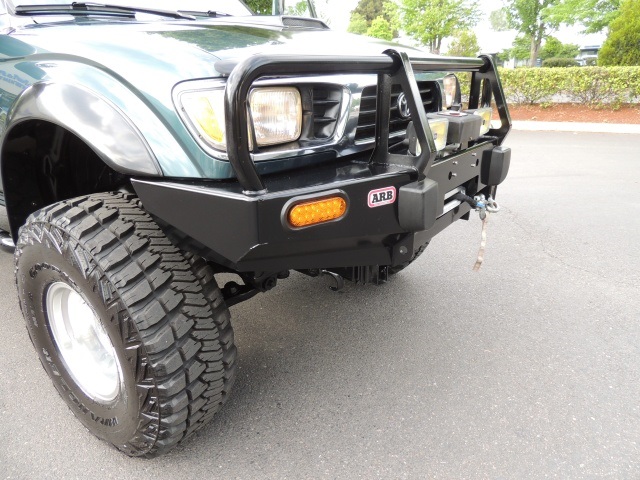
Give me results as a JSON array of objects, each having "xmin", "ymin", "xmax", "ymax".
[
  {"xmin": 179, "ymin": 86, "xmax": 302, "ymax": 152},
  {"xmin": 249, "ymin": 87, "xmax": 302, "ymax": 147}
]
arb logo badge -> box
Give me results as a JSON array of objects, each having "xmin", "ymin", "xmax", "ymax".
[{"xmin": 368, "ymin": 186, "xmax": 396, "ymax": 208}]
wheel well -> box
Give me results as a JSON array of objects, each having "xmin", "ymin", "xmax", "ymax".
[{"xmin": 1, "ymin": 120, "xmax": 130, "ymax": 238}]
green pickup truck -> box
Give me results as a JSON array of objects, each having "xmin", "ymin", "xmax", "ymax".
[{"xmin": 0, "ymin": 0, "xmax": 511, "ymax": 457}]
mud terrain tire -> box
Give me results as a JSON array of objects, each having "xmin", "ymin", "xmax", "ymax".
[{"xmin": 15, "ymin": 192, "xmax": 236, "ymax": 457}]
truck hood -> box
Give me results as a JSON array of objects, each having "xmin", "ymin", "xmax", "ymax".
[{"xmin": 10, "ymin": 19, "xmax": 432, "ymax": 84}]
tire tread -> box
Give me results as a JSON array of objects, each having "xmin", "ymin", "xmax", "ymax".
[{"xmin": 15, "ymin": 192, "xmax": 236, "ymax": 458}]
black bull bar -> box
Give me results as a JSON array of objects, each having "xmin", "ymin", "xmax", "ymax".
[
  {"xmin": 131, "ymin": 50, "xmax": 512, "ymax": 273},
  {"xmin": 218, "ymin": 49, "xmax": 512, "ymax": 194}
]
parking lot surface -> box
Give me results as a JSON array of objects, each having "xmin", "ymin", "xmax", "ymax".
[{"xmin": 1, "ymin": 130, "xmax": 639, "ymax": 479}]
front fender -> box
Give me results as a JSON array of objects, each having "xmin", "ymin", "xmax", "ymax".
[
  {"xmin": 1, "ymin": 57, "xmax": 208, "ymax": 178},
  {"xmin": 7, "ymin": 81, "xmax": 162, "ymax": 176}
]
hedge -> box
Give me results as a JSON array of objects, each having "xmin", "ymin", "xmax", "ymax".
[
  {"xmin": 496, "ymin": 66, "xmax": 640, "ymax": 107},
  {"xmin": 541, "ymin": 57, "xmax": 579, "ymax": 68}
]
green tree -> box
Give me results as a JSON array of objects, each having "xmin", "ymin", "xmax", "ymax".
[
  {"xmin": 446, "ymin": 30, "xmax": 480, "ymax": 57},
  {"xmin": 546, "ymin": 0, "xmax": 621, "ymax": 33},
  {"xmin": 347, "ymin": 12, "xmax": 369, "ymax": 34},
  {"xmin": 495, "ymin": 50, "xmax": 512, "ymax": 65},
  {"xmin": 539, "ymin": 36, "xmax": 579, "ymax": 60},
  {"xmin": 382, "ymin": 1, "xmax": 401, "ymax": 35},
  {"xmin": 511, "ymin": 35, "xmax": 533, "ymax": 60},
  {"xmin": 284, "ymin": 0, "xmax": 310, "ymax": 16},
  {"xmin": 489, "ymin": 9, "xmax": 510, "ymax": 30},
  {"xmin": 348, "ymin": 0, "xmax": 399, "ymax": 38},
  {"xmin": 493, "ymin": 0, "xmax": 561, "ymax": 66},
  {"xmin": 599, "ymin": 0, "xmax": 640, "ymax": 65},
  {"xmin": 400, "ymin": 0, "xmax": 480, "ymax": 54},
  {"xmin": 352, "ymin": 0, "xmax": 385, "ymax": 23},
  {"xmin": 244, "ymin": 0, "xmax": 271, "ymax": 14},
  {"xmin": 367, "ymin": 16, "xmax": 394, "ymax": 41},
  {"xmin": 498, "ymin": 35, "xmax": 532, "ymax": 63}
]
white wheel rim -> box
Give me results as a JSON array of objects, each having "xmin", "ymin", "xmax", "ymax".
[{"xmin": 46, "ymin": 282, "xmax": 122, "ymax": 403}]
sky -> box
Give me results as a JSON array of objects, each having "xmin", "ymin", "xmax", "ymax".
[{"xmin": 320, "ymin": 0, "xmax": 607, "ymax": 53}]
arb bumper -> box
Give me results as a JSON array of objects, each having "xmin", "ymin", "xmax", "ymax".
[{"xmin": 132, "ymin": 50, "xmax": 511, "ymax": 274}]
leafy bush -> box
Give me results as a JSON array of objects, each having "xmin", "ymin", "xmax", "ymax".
[
  {"xmin": 562, "ymin": 68, "xmax": 613, "ymax": 105},
  {"xmin": 458, "ymin": 72, "xmax": 472, "ymax": 100},
  {"xmin": 496, "ymin": 66, "xmax": 640, "ymax": 106},
  {"xmin": 541, "ymin": 57, "xmax": 579, "ymax": 68},
  {"xmin": 498, "ymin": 68, "xmax": 566, "ymax": 104}
]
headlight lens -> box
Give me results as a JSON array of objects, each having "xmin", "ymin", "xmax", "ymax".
[
  {"xmin": 414, "ymin": 118, "xmax": 450, "ymax": 155},
  {"xmin": 443, "ymin": 74, "xmax": 458, "ymax": 109},
  {"xmin": 428, "ymin": 118, "xmax": 449, "ymax": 151},
  {"xmin": 249, "ymin": 87, "xmax": 302, "ymax": 147},
  {"xmin": 470, "ymin": 107, "xmax": 493, "ymax": 135},
  {"xmin": 179, "ymin": 86, "xmax": 302, "ymax": 152}
]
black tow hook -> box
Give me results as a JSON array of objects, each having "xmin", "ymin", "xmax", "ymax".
[{"xmin": 320, "ymin": 270, "xmax": 344, "ymax": 292}]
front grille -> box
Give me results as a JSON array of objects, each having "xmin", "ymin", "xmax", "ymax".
[
  {"xmin": 310, "ymin": 85, "xmax": 342, "ymax": 140},
  {"xmin": 355, "ymin": 81, "xmax": 440, "ymax": 143}
]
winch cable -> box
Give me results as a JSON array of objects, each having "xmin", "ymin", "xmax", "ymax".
[
  {"xmin": 474, "ymin": 215, "xmax": 489, "ymax": 271},
  {"xmin": 451, "ymin": 193, "xmax": 500, "ymax": 271}
]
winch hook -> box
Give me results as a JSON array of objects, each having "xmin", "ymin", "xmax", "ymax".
[{"xmin": 320, "ymin": 270, "xmax": 345, "ymax": 292}]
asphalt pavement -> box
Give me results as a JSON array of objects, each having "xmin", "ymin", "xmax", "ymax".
[{"xmin": 1, "ymin": 130, "xmax": 639, "ymax": 479}]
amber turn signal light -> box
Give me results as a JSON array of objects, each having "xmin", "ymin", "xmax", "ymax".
[{"xmin": 287, "ymin": 196, "xmax": 347, "ymax": 228}]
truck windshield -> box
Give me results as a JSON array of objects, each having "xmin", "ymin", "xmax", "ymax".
[{"xmin": 9, "ymin": 0, "xmax": 253, "ymax": 16}]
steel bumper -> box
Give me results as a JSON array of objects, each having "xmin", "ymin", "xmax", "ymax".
[{"xmin": 132, "ymin": 140, "xmax": 509, "ymax": 273}]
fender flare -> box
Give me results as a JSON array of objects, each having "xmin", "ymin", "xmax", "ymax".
[{"xmin": 5, "ymin": 81, "xmax": 162, "ymax": 176}]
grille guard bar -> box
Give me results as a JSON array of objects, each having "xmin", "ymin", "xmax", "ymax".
[{"xmin": 220, "ymin": 50, "xmax": 511, "ymax": 194}]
